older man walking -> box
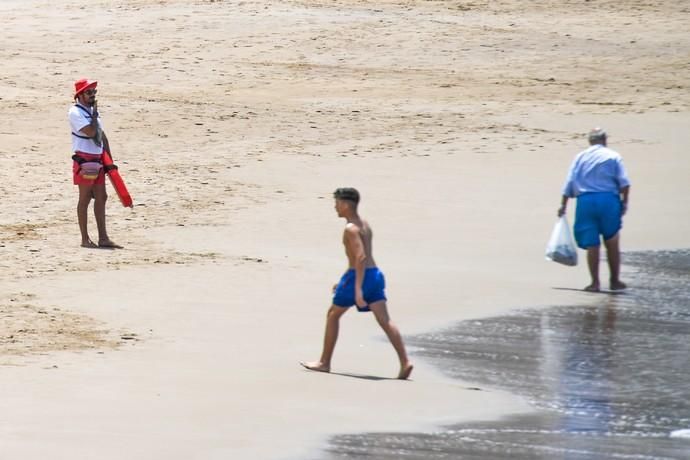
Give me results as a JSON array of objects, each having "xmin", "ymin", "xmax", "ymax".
[{"xmin": 558, "ymin": 128, "xmax": 631, "ymax": 292}]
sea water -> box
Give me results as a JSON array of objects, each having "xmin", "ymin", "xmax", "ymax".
[{"xmin": 322, "ymin": 250, "xmax": 690, "ymax": 459}]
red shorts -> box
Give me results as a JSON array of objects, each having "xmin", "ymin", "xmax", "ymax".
[{"xmin": 73, "ymin": 152, "xmax": 105, "ymax": 185}]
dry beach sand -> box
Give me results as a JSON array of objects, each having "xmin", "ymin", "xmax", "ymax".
[{"xmin": 1, "ymin": 0, "xmax": 689, "ymax": 458}]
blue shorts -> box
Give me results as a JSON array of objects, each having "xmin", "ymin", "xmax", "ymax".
[
  {"xmin": 332, "ymin": 267, "xmax": 387, "ymax": 312},
  {"xmin": 574, "ymin": 192, "xmax": 623, "ymax": 249}
]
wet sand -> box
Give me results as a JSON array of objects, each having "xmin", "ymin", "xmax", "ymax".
[
  {"xmin": 1, "ymin": 1, "xmax": 689, "ymax": 459},
  {"xmin": 324, "ymin": 250, "xmax": 690, "ymax": 459}
]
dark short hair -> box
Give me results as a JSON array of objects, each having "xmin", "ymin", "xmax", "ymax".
[{"xmin": 333, "ymin": 187, "xmax": 360, "ymax": 204}]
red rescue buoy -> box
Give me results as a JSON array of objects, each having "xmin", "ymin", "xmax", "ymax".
[{"xmin": 102, "ymin": 151, "xmax": 133, "ymax": 208}]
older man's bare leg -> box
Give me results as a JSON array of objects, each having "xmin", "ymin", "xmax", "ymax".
[
  {"xmin": 585, "ymin": 246, "xmax": 601, "ymax": 292},
  {"xmin": 604, "ymin": 233, "xmax": 627, "ymax": 290}
]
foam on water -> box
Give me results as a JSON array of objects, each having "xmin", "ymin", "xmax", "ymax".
[{"xmin": 669, "ymin": 429, "xmax": 690, "ymax": 439}]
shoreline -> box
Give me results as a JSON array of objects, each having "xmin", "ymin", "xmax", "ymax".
[
  {"xmin": 2, "ymin": 1, "xmax": 689, "ymax": 458},
  {"xmin": 322, "ymin": 248, "xmax": 690, "ymax": 459}
]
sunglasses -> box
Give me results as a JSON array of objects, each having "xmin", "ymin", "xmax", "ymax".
[{"xmin": 84, "ymin": 89, "xmax": 97, "ymax": 96}]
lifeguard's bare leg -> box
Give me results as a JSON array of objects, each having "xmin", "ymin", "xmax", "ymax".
[
  {"xmin": 301, "ymin": 305, "xmax": 349, "ymax": 373},
  {"xmin": 369, "ymin": 300, "xmax": 413, "ymax": 379},
  {"xmin": 93, "ymin": 183, "xmax": 110, "ymax": 244},
  {"xmin": 93, "ymin": 184, "xmax": 121, "ymax": 248},
  {"xmin": 77, "ymin": 184, "xmax": 97, "ymax": 248}
]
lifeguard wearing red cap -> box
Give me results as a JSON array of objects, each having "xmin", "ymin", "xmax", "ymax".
[{"xmin": 74, "ymin": 78, "xmax": 97, "ymax": 99}]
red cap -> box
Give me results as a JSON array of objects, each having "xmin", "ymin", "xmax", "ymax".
[{"xmin": 74, "ymin": 78, "xmax": 97, "ymax": 98}]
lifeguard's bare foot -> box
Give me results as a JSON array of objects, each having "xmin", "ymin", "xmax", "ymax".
[
  {"xmin": 81, "ymin": 239, "xmax": 98, "ymax": 248},
  {"xmin": 610, "ymin": 280, "xmax": 627, "ymax": 290},
  {"xmin": 98, "ymin": 239, "xmax": 123, "ymax": 249},
  {"xmin": 300, "ymin": 361, "xmax": 330, "ymax": 373},
  {"xmin": 584, "ymin": 283, "xmax": 601, "ymax": 292},
  {"xmin": 398, "ymin": 363, "xmax": 414, "ymax": 380}
]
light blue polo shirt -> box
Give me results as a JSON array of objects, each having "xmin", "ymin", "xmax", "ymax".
[{"xmin": 562, "ymin": 145, "xmax": 630, "ymax": 198}]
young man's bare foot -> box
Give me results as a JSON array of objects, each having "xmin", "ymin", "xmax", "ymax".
[
  {"xmin": 81, "ymin": 239, "xmax": 98, "ymax": 248},
  {"xmin": 300, "ymin": 361, "xmax": 330, "ymax": 373},
  {"xmin": 98, "ymin": 239, "xmax": 123, "ymax": 249},
  {"xmin": 584, "ymin": 283, "xmax": 601, "ymax": 292},
  {"xmin": 610, "ymin": 280, "xmax": 627, "ymax": 290},
  {"xmin": 398, "ymin": 363, "xmax": 414, "ymax": 380}
]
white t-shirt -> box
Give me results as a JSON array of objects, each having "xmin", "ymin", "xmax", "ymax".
[{"xmin": 68, "ymin": 103, "xmax": 104, "ymax": 155}]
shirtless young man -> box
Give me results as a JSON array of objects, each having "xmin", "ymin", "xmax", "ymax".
[{"xmin": 301, "ymin": 187, "xmax": 413, "ymax": 380}]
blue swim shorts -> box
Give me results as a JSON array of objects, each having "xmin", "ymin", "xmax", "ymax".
[
  {"xmin": 332, "ymin": 267, "xmax": 387, "ymax": 312},
  {"xmin": 574, "ymin": 192, "xmax": 623, "ymax": 249}
]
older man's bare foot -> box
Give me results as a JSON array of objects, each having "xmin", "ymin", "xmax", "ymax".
[
  {"xmin": 610, "ymin": 280, "xmax": 627, "ymax": 290},
  {"xmin": 81, "ymin": 239, "xmax": 98, "ymax": 248},
  {"xmin": 398, "ymin": 363, "xmax": 414, "ymax": 380},
  {"xmin": 584, "ymin": 283, "xmax": 600, "ymax": 292},
  {"xmin": 98, "ymin": 239, "xmax": 123, "ymax": 249},
  {"xmin": 300, "ymin": 361, "xmax": 330, "ymax": 373}
]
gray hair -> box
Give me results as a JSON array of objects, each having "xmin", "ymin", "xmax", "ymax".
[{"xmin": 588, "ymin": 127, "xmax": 607, "ymax": 145}]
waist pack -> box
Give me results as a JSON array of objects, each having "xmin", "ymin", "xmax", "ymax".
[
  {"xmin": 79, "ymin": 161, "xmax": 103, "ymax": 180},
  {"xmin": 72, "ymin": 154, "xmax": 103, "ymax": 180}
]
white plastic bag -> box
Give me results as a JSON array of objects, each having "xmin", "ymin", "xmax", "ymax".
[{"xmin": 545, "ymin": 216, "xmax": 578, "ymax": 266}]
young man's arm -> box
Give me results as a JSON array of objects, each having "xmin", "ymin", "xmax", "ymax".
[{"xmin": 344, "ymin": 225, "xmax": 367, "ymax": 307}]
